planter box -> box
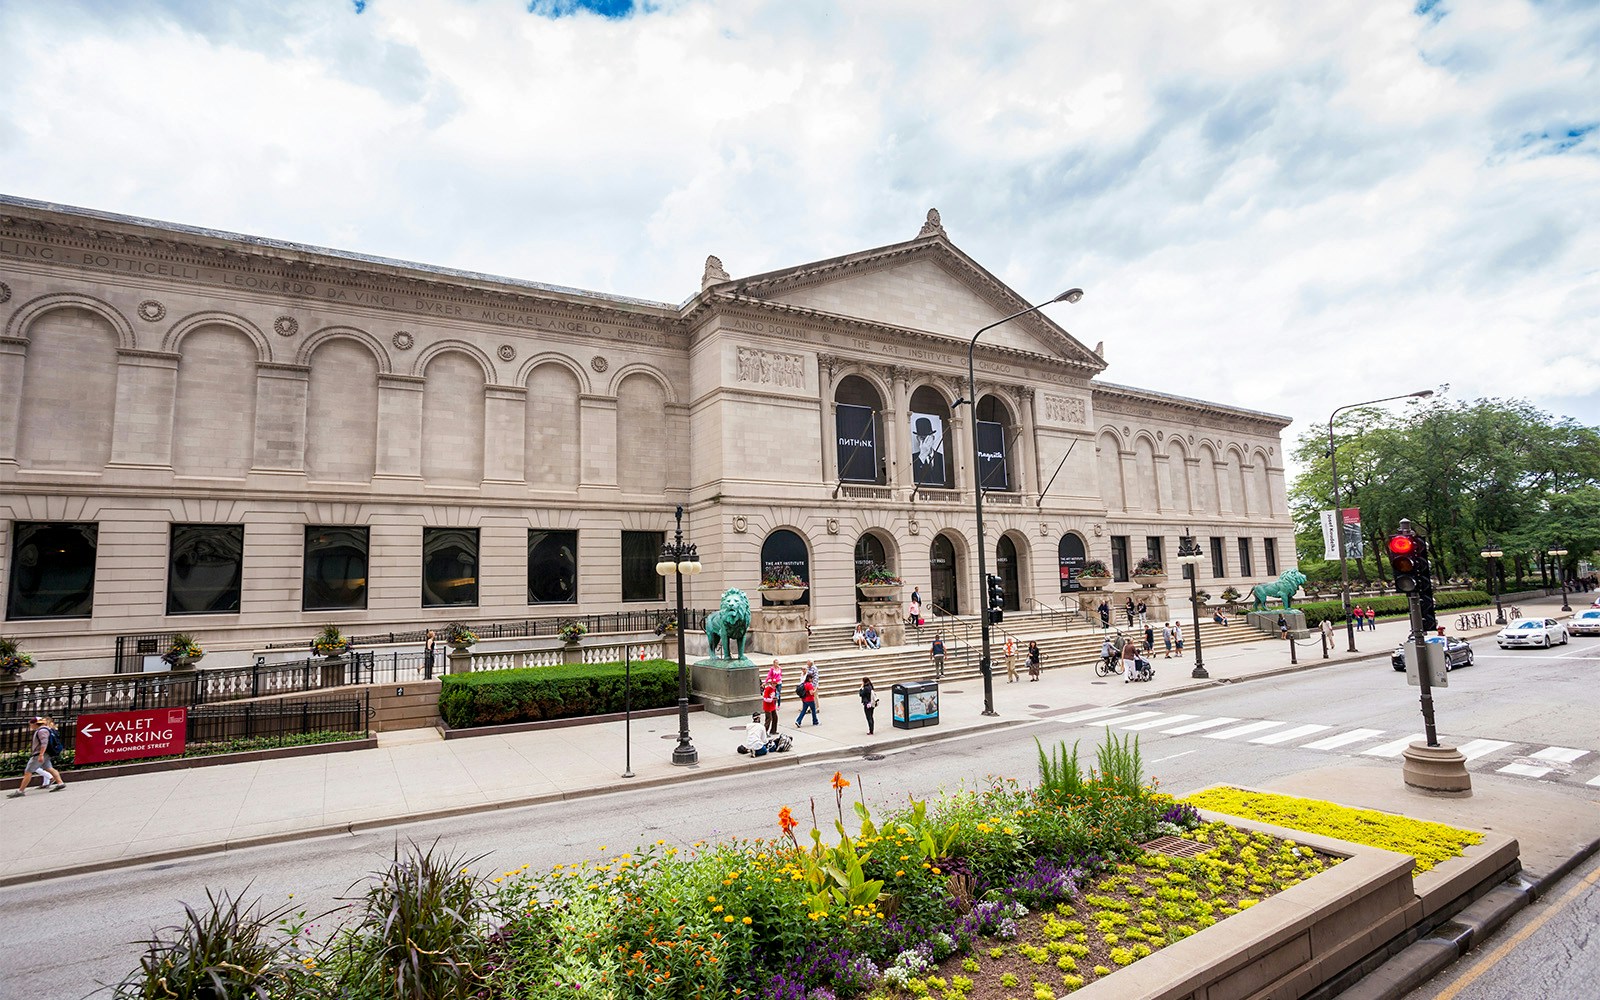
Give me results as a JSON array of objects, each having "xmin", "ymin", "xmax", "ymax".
[
  {"xmin": 759, "ymin": 587, "xmax": 808, "ymax": 603},
  {"xmin": 857, "ymin": 583, "xmax": 902, "ymax": 601}
]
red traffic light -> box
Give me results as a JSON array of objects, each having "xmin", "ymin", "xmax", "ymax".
[{"xmin": 1387, "ymin": 535, "xmax": 1416, "ymax": 556}]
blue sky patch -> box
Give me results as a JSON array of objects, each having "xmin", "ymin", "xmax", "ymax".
[
  {"xmin": 528, "ymin": 0, "xmax": 640, "ymax": 17},
  {"xmin": 1414, "ymin": 0, "xmax": 1445, "ymax": 20},
  {"xmin": 1518, "ymin": 123, "xmax": 1596, "ymax": 155},
  {"xmin": 352, "ymin": 0, "xmax": 367, "ymax": 12}
]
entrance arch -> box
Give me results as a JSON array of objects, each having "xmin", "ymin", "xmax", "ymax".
[
  {"xmin": 853, "ymin": 530, "xmax": 896, "ymax": 602},
  {"xmin": 929, "ymin": 533, "xmax": 960, "ymax": 615},
  {"xmin": 760, "ymin": 528, "xmax": 811, "ymax": 607},
  {"xmin": 1058, "ymin": 533, "xmax": 1088, "ymax": 593},
  {"xmin": 996, "ymin": 535, "xmax": 1022, "ymax": 611}
]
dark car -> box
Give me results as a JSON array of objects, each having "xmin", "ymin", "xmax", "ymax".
[{"xmin": 1392, "ymin": 635, "xmax": 1474, "ymax": 672}]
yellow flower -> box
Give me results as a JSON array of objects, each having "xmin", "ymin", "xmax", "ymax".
[
  {"xmin": 724, "ymin": 915, "xmax": 735, "ymax": 923},
  {"xmin": 742, "ymin": 916, "xmax": 753, "ymax": 925}
]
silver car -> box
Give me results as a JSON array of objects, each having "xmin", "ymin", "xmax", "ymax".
[
  {"xmin": 1569, "ymin": 609, "xmax": 1600, "ymax": 636},
  {"xmin": 1496, "ymin": 617, "xmax": 1570, "ymax": 648}
]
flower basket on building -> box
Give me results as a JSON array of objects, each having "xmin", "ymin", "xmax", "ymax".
[
  {"xmin": 856, "ymin": 564, "xmax": 903, "ymax": 601},
  {"xmin": 1220, "ymin": 586, "xmax": 1244, "ymax": 609},
  {"xmin": 1078, "ymin": 560, "xmax": 1112, "ymax": 590},
  {"xmin": 557, "ymin": 620, "xmax": 588, "ymax": 645},
  {"xmin": 163, "ymin": 632, "xmax": 204, "ymax": 669},
  {"xmin": 759, "ymin": 569, "xmax": 809, "ymax": 603},
  {"xmin": 1133, "ymin": 556, "xmax": 1167, "ymax": 588},
  {"xmin": 0, "ymin": 637, "xmax": 35, "ymax": 689},
  {"xmin": 444, "ymin": 621, "xmax": 479, "ymax": 650},
  {"xmin": 311, "ymin": 624, "xmax": 351, "ymax": 659}
]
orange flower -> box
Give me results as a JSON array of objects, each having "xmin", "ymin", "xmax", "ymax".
[
  {"xmin": 831, "ymin": 771, "xmax": 850, "ymax": 791},
  {"xmin": 778, "ymin": 805, "xmax": 798, "ymax": 834}
]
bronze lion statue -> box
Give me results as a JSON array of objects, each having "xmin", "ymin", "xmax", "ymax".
[
  {"xmin": 705, "ymin": 588, "xmax": 752, "ymax": 660},
  {"xmin": 1248, "ymin": 568, "xmax": 1309, "ymax": 611}
]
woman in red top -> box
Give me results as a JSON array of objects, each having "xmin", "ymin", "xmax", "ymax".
[
  {"xmin": 794, "ymin": 677, "xmax": 819, "ymax": 727},
  {"xmin": 761, "ymin": 681, "xmax": 779, "ymax": 735}
]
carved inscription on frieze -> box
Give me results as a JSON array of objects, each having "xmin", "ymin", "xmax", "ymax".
[
  {"xmin": 1044, "ymin": 395, "xmax": 1086, "ymax": 426},
  {"xmin": 736, "ymin": 346, "xmax": 806, "ymax": 389}
]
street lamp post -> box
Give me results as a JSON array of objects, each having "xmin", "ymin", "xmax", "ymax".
[
  {"xmin": 1176, "ymin": 532, "xmax": 1207, "ymax": 679},
  {"xmin": 967, "ymin": 287, "xmax": 1083, "ymax": 717},
  {"xmin": 656, "ymin": 505, "xmax": 702, "ymax": 766},
  {"xmin": 1481, "ymin": 541, "xmax": 1505, "ymax": 625},
  {"xmin": 1549, "ymin": 546, "xmax": 1570, "ymax": 612},
  {"xmin": 1327, "ymin": 390, "xmax": 1433, "ymax": 652}
]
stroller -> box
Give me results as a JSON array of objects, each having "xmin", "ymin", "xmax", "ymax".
[{"xmin": 1126, "ymin": 654, "xmax": 1155, "ymax": 683}]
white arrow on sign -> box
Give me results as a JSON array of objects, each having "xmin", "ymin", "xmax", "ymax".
[{"xmin": 79, "ymin": 723, "xmax": 98, "ymax": 737}]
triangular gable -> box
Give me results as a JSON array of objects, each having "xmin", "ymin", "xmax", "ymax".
[{"xmin": 721, "ymin": 237, "xmax": 1104, "ymax": 372}]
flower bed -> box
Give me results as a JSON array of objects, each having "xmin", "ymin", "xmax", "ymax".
[{"xmin": 1183, "ymin": 787, "xmax": 1483, "ymax": 875}]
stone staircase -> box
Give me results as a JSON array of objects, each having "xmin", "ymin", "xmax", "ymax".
[{"xmin": 800, "ymin": 616, "xmax": 1276, "ymax": 699}]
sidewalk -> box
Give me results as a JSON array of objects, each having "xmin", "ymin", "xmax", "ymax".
[{"xmin": 1, "ymin": 594, "xmax": 1590, "ymax": 886}]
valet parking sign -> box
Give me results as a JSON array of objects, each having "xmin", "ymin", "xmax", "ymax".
[{"xmin": 73, "ymin": 708, "xmax": 188, "ymax": 764}]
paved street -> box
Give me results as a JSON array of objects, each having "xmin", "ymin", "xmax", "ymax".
[{"xmin": 4, "ymin": 606, "xmax": 1598, "ymax": 998}]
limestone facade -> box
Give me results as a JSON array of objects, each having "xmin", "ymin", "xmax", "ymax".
[{"xmin": 0, "ymin": 197, "xmax": 1295, "ymax": 675}]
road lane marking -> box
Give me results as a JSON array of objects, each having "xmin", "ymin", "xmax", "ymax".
[
  {"xmin": 1161, "ymin": 717, "xmax": 1240, "ymax": 735},
  {"xmin": 1302, "ymin": 728, "xmax": 1384, "ymax": 751},
  {"xmin": 1060, "ymin": 711, "xmax": 1162, "ymax": 729},
  {"xmin": 1250, "ymin": 724, "xmax": 1331, "ymax": 745},
  {"xmin": 1363, "ymin": 735, "xmax": 1424, "ymax": 757},
  {"xmin": 1204, "ymin": 720, "xmax": 1288, "ymax": 741},
  {"xmin": 1049, "ymin": 707, "xmax": 1130, "ymax": 724},
  {"xmin": 1501, "ymin": 746, "xmax": 1593, "ymax": 778},
  {"xmin": 1456, "ymin": 739, "xmax": 1514, "ymax": 762},
  {"xmin": 1150, "ymin": 749, "xmax": 1198, "ymax": 764},
  {"xmin": 1123, "ymin": 714, "xmax": 1195, "ymax": 731},
  {"xmin": 1589, "ymin": 774, "xmax": 1600, "ymax": 787}
]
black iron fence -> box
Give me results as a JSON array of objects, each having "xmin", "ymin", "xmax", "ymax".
[
  {"xmin": 258, "ymin": 608, "xmax": 712, "ymax": 651},
  {"xmin": 112, "ymin": 632, "xmax": 183, "ymax": 675},
  {"xmin": 0, "ymin": 692, "xmax": 368, "ymax": 757}
]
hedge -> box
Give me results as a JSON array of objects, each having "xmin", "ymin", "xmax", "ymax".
[
  {"xmin": 439, "ymin": 658, "xmax": 680, "ymax": 729},
  {"xmin": 1291, "ymin": 590, "xmax": 1491, "ymax": 628}
]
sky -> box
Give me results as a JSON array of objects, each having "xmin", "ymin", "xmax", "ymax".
[{"xmin": 1, "ymin": 0, "xmax": 1597, "ymax": 454}]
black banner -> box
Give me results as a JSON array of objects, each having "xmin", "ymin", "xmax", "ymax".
[
  {"xmin": 835, "ymin": 404, "xmax": 878, "ymax": 482},
  {"xmin": 976, "ymin": 420, "xmax": 1008, "ymax": 490},
  {"xmin": 1058, "ymin": 535, "xmax": 1086, "ymax": 593}
]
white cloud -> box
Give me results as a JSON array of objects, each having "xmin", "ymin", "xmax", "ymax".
[{"xmin": 0, "ymin": 0, "xmax": 1595, "ymax": 443}]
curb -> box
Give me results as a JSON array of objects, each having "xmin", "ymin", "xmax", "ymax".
[{"xmin": 0, "ymin": 715, "xmax": 1036, "ymax": 888}]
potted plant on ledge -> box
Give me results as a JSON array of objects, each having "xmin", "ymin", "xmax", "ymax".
[
  {"xmin": 444, "ymin": 621, "xmax": 479, "ymax": 651},
  {"xmin": 0, "ymin": 636, "xmax": 35, "ymax": 695},
  {"xmin": 856, "ymin": 564, "xmax": 904, "ymax": 601},
  {"xmin": 1133, "ymin": 556, "xmax": 1167, "ymax": 587},
  {"xmin": 758, "ymin": 569, "xmax": 809, "ymax": 603},
  {"xmin": 557, "ymin": 620, "xmax": 588, "ymax": 645},
  {"xmin": 1078, "ymin": 560, "xmax": 1112, "ymax": 590},
  {"xmin": 162, "ymin": 633, "xmax": 204, "ymax": 670},
  {"xmin": 311, "ymin": 624, "xmax": 351, "ymax": 659}
]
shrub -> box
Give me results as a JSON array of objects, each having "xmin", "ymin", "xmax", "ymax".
[
  {"xmin": 438, "ymin": 659, "xmax": 679, "ymax": 728},
  {"xmin": 1293, "ymin": 590, "xmax": 1490, "ymax": 627},
  {"xmin": 111, "ymin": 888, "xmax": 316, "ymax": 1000}
]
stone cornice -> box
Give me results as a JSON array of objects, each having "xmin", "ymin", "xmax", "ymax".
[{"xmin": 1091, "ymin": 380, "xmax": 1293, "ymax": 430}]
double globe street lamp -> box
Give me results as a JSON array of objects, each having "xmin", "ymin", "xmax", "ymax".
[
  {"xmin": 656, "ymin": 505, "xmax": 702, "ymax": 766},
  {"xmin": 1548, "ymin": 546, "xmax": 1570, "ymax": 612},
  {"xmin": 1176, "ymin": 533, "xmax": 1208, "ymax": 679},
  {"xmin": 1480, "ymin": 540, "xmax": 1505, "ymax": 625}
]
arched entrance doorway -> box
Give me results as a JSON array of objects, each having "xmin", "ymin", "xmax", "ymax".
[
  {"xmin": 854, "ymin": 532, "xmax": 891, "ymax": 603},
  {"xmin": 1058, "ymin": 533, "xmax": 1087, "ymax": 593},
  {"xmin": 929, "ymin": 534, "xmax": 959, "ymax": 614},
  {"xmin": 996, "ymin": 535, "xmax": 1021, "ymax": 611},
  {"xmin": 760, "ymin": 528, "xmax": 811, "ymax": 607}
]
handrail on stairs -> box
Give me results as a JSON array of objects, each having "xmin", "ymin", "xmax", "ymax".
[
  {"xmin": 923, "ymin": 601, "xmax": 975, "ymax": 671},
  {"xmin": 1024, "ymin": 596, "xmax": 1075, "ymax": 632}
]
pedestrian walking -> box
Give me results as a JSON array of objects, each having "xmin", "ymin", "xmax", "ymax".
[
  {"xmin": 1366, "ymin": 607, "xmax": 1377, "ymax": 630},
  {"xmin": 1027, "ymin": 640, "xmax": 1043, "ymax": 681},
  {"xmin": 929, "ymin": 633, "xmax": 946, "ymax": 678},
  {"xmin": 858, "ymin": 677, "xmax": 877, "ymax": 735},
  {"xmin": 423, "ymin": 628, "xmax": 437, "ymax": 677},
  {"xmin": 1162, "ymin": 624, "xmax": 1174, "ymax": 658},
  {"xmin": 1136, "ymin": 599, "xmax": 1148, "ymax": 625},
  {"xmin": 766, "ymin": 660, "xmax": 784, "ymax": 710},
  {"xmin": 1143, "ymin": 623, "xmax": 1155, "ymax": 653},
  {"xmin": 1098, "ymin": 600, "xmax": 1111, "ymax": 630},
  {"xmin": 1319, "ymin": 618, "xmax": 1334, "ymax": 648},
  {"xmin": 1004, "ymin": 635, "xmax": 1018, "ymax": 682},
  {"xmin": 794, "ymin": 674, "xmax": 819, "ymax": 727},
  {"xmin": 1173, "ymin": 621, "xmax": 1185, "ymax": 656},
  {"xmin": 1124, "ymin": 597, "xmax": 1136, "ymax": 627},
  {"xmin": 1120, "ymin": 636, "xmax": 1139, "ymax": 682},
  {"xmin": 9, "ymin": 717, "xmax": 65, "ymax": 797},
  {"xmin": 761, "ymin": 677, "xmax": 779, "ymax": 735},
  {"xmin": 1277, "ymin": 614, "xmax": 1289, "ymax": 640}
]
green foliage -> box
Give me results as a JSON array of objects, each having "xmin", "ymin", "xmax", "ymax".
[
  {"xmin": 1094, "ymin": 731, "xmax": 1144, "ymax": 798},
  {"xmin": 1036, "ymin": 737, "xmax": 1086, "ymax": 803},
  {"xmin": 111, "ymin": 888, "xmax": 322, "ymax": 1000},
  {"xmin": 1293, "ymin": 590, "xmax": 1490, "ymax": 627},
  {"xmin": 438, "ymin": 659, "xmax": 679, "ymax": 728},
  {"xmin": 312, "ymin": 623, "xmax": 350, "ymax": 655}
]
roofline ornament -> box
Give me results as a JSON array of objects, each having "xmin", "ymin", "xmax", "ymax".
[{"xmin": 918, "ymin": 208, "xmax": 946, "ymax": 239}]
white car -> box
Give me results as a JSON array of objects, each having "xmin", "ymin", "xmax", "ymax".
[
  {"xmin": 1496, "ymin": 617, "xmax": 1570, "ymax": 648},
  {"xmin": 1570, "ymin": 609, "xmax": 1600, "ymax": 636}
]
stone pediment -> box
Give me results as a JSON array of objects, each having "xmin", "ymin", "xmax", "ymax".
[{"xmin": 720, "ymin": 237, "xmax": 1104, "ymax": 373}]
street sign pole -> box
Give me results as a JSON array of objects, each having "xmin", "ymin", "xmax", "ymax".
[{"xmin": 622, "ymin": 642, "xmax": 635, "ymax": 779}]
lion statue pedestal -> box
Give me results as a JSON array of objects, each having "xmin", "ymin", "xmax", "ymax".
[
  {"xmin": 692, "ymin": 587, "xmax": 761, "ymax": 718},
  {"xmin": 751, "ymin": 607, "xmax": 810, "ymax": 656}
]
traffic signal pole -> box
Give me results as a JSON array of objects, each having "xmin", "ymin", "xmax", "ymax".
[
  {"xmin": 1407, "ymin": 589, "xmax": 1440, "ymax": 748},
  {"xmin": 1390, "ymin": 518, "xmax": 1468, "ymax": 793}
]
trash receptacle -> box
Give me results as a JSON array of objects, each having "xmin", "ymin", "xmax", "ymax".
[{"xmin": 891, "ymin": 680, "xmax": 940, "ymax": 730}]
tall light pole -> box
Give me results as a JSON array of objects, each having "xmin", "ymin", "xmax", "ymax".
[
  {"xmin": 1549, "ymin": 546, "xmax": 1570, "ymax": 612},
  {"xmin": 1481, "ymin": 540, "xmax": 1505, "ymax": 625},
  {"xmin": 1327, "ymin": 390, "xmax": 1433, "ymax": 652},
  {"xmin": 968, "ymin": 287, "xmax": 1083, "ymax": 717},
  {"xmin": 656, "ymin": 505, "xmax": 702, "ymax": 765},
  {"xmin": 1176, "ymin": 532, "xmax": 1207, "ymax": 679}
]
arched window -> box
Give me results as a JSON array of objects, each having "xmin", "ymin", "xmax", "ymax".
[
  {"xmin": 761, "ymin": 529, "xmax": 810, "ymax": 606},
  {"xmin": 909, "ymin": 386, "xmax": 954, "ymax": 489},
  {"xmin": 853, "ymin": 532, "xmax": 891, "ymax": 602},
  {"xmin": 1057, "ymin": 534, "xmax": 1087, "ymax": 593},
  {"xmin": 929, "ymin": 533, "xmax": 959, "ymax": 614},
  {"xmin": 975, "ymin": 395, "xmax": 1017, "ymax": 492},
  {"xmin": 835, "ymin": 375, "xmax": 886, "ymax": 484},
  {"xmin": 996, "ymin": 535, "xmax": 1021, "ymax": 610}
]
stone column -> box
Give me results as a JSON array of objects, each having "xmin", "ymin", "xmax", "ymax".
[
  {"xmin": 252, "ymin": 363, "xmax": 309, "ymax": 471},
  {"xmin": 889, "ymin": 367, "xmax": 910, "ymax": 496},
  {"xmin": 818, "ymin": 354, "xmax": 837, "ymax": 485},
  {"xmin": 950, "ymin": 398, "xmax": 972, "ymax": 499},
  {"xmin": 375, "ymin": 373, "xmax": 425, "ymax": 480},
  {"xmin": 482, "ymin": 384, "xmax": 527, "ymax": 483},
  {"xmin": 1017, "ymin": 387, "xmax": 1039, "ymax": 499},
  {"xmin": 0, "ymin": 337, "xmax": 27, "ymax": 464},
  {"xmin": 109, "ymin": 349, "xmax": 179, "ymax": 468}
]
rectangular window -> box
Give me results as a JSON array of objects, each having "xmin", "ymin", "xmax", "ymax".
[
  {"xmin": 622, "ymin": 530, "xmax": 666, "ymax": 602},
  {"xmin": 423, "ymin": 527, "xmax": 479, "ymax": 608},
  {"xmin": 1210, "ymin": 536, "xmax": 1226, "ymax": 579},
  {"xmin": 1238, "ymin": 538, "xmax": 1254, "ymax": 578},
  {"xmin": 303, "ymin": 526, "xmax": 369, "ymax": 612},
  {"xmin": 529, "ymin": 529, "xmax": 578, "ymax": 604},
  {"xmin": 1145, "ymin": 535, "xmax": 1164, "ymax": 568},
  {"xmin": 167, "ymin": 524, "xmax": 244, "ymax": 615},
  {"xmin": 1264, "ymin": 537, "xmax": 1279, "ymax": 576},
  {"xmin": 1110, "ymin": 536, "xmax": 1130, "ymax": 583},
  {"xmin": 8, "ymin": 521, "xmax": 98, "ymax": 620}
]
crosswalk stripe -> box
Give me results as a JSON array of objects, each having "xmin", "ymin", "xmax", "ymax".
[
  {"xmin": 1302, "ymin": 728, "xmax": 1384, "ymax": 751},
  {"xmin": 1498, "ymin": 763, "xmax": 1555, "ymax": 778},
  {"xmin": 1250, "ymin": 724, "xmax": 1331, "ymax": 745},
  {"xmin": 1162, "ymin": 717, "xmax": 1240, "ymax": 735},
  {"xmin": 1588, "ymin": 774, "xmax": 1600, "ymax": 787},
  {"xmin": 1049, "ymin": 708, "xmax": 1128, "ymax": 724},
  {"xmin": 1456, "ymin": 739, "xmax": 1514, "ymax": 762},
  {"xmin": 1363, "ymin": 735, "xmax": 1423, "ymax": 757},
  {"xmin": 1100, "ymin": 711, "xmax": 1163, "ymax": 727},
  {"xmin": 1530, "ymin": 747, "xmax": 1589, "ymax": 763},
  {"xmin": 1205, "ymin": 720, "xmax": 1289, "ymax": 741},
  {"xmin": 1123, "ymin": 714, "xmax": 1195, "ymax": 731}
]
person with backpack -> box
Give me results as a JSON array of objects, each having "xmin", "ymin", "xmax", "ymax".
[
  {"xmin": 929, "ymin": 633, "xmax": 946, "ymax": 678},
  {"xmin": 9, "ymin": 716, "xmax": 65, "ymax": 797},
  {"xmin": 858, "ymin": 676, "xmax": 877, "ymax": 735},
  {"xmin": 794, "ymin": 673, "xmax": 819, "ymax": 728}
]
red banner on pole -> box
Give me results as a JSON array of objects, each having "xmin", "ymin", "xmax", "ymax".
[{"xmin": 73, "ymin": 707, "xmax": 188, "ymax": 765}]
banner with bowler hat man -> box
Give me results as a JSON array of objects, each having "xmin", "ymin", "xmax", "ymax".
[{"xmin": 911, "ymin": 412, "xmax": 948, "ymax": 487}]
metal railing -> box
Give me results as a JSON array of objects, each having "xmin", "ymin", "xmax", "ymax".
[
  {"xmin": 259, "ymin": 608, "xmax": 710, "ymax": 651},
  {"xmin": 1, "ymin": 692, "xmax": 368, "ymax": 757}
]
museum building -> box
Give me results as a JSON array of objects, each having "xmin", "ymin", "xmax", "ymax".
[{"xmin": 0, "ymin": 196, "xmax": 1295, "ymax": 676}]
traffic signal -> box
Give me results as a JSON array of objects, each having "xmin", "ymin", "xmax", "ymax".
[
  {"xmin": 1386, "ymin": 529, "xmax": 1437, "ymax": 630},
  {"xmin": 986, "ymin": 573, "xmax": 1005, "ymax": 625}
]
